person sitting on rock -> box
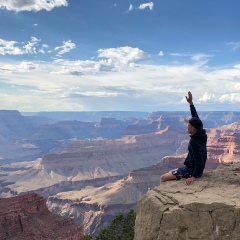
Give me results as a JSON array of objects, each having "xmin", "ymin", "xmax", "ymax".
[{"xmin": 160, "ymin": 91, "xmax": 207, "ymax": 185}]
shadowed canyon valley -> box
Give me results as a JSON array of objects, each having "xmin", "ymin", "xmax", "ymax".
[{"xmin": 1, "ymin": 110, "xmax": 240, "ymax": 237}]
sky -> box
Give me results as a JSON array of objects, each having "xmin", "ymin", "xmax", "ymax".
[{"xmin": 0, "ymin": 0, "xmax": 240, "ymax": 112}]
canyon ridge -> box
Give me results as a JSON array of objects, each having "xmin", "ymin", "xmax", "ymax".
[{"xmin": 1, "ymin": 110, "xmax": 240, "ymax": 235}]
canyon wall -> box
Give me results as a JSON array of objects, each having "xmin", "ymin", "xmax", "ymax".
[
  {"xmin": 2, "ymin": 122, "xmax": 240, "ymax": 235},
  {"xmin": 0, "ymin": 193, "xmax": 84, "ymax": 240},
  {"xmin": 0, "ymin": 127, "xmax": 187, "ymax": 197},
  {"xmin": 47, "ymin": 123, "xmax": 240, "ymax": 235}
]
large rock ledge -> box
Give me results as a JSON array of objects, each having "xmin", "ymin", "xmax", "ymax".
[{"xmin": 134, "ymin": 163, "xmax": 240, "ymax": 240}]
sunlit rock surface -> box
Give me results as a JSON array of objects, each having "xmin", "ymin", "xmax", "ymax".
[{"xmin": 134, "ymin": 162, "xmax": 240, "ymax": 240}]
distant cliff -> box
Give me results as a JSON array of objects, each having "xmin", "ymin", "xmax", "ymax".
[
  {"xmin": 0, "ymin": 193, "xmax": 84, "ymax": 240},
  {"xmin": 149, "ymin": 111, "xmax": 240, "ymax": 128},
  {"xmin": 2, "ymin": 122, "xmax": 240, "ymax": 235},
  {"xmin": 2, "ymin": 122, "xmax": 240, "ymax": 236},
  {"xmin": 0, "ymin": 126, "xmax": 187, "ymax": 197},
  {"xmin": 0, "ymin": 110, "xmax": 52, "ymax": 139},
  {"xmin": 34, "ymin": 111, "xmax": 149, "ymax": 122},
  {"xmin": 2, "ymin": 110, "xmax": 240, "ymax": 165},
  {"xmin": 134, "ymin": 162, "xmax": 240, "ymax": 240}
]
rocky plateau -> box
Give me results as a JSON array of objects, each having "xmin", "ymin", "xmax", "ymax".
[{"xmin": 134, "ymin": 162, "xmax": 240, "ymax": 240}]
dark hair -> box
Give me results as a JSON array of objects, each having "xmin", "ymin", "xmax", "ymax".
[{"xmin": 189, "ymin": 117, "xmax": 203, "ymax": 130}]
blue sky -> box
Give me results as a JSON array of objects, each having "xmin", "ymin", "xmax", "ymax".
[{"xmin": 0, "ymin": 0, "xmax": 240, "ymax": 112}]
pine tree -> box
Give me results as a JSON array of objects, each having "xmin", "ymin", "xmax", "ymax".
[
  {"xmin": 96, "ymin": 209, "xmax": 136, "ymax": 240},
  {"xmin": 82, "ymin": 234, "xmax": 94, "ymax": 240}
]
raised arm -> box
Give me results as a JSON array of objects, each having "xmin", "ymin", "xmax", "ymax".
[{"xmin": 185, "ymin": 91, "xmax": 199, "ymax": 118}]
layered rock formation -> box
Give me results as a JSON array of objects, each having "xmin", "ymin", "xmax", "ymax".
[
  {"xmin": 2, "ymin": 110, "xmax": 240, "ymax": 166},
  {"xmin": 46, "ymin": 123, "xmax": 240, "ymax": 235},
  {"xmin": 46, "ymin": 153, "xmax": 219, "ymax": 236},
  {"xmin": 0, "ymin": 193, "xmax": 84, "ymax": 240},
  {"xmin": 92, "ymin": 117, "xmax": 133, "ymax": 138},
  {"xmin": 0, "ymin": 127, "xmax": 187, "ymax": 197},
  {"xmin": 207, "ymin": 122, "xmax": 240, "ymax": 164},
  {"xmin": 47, "ymin": 180, "xmax": 139, "ymax": 236},
  {"xmin": 0, "ymin": 110, "xmax": 52, "ymax": 140},
  {"xmin": 36, "ymin": 111, "xmax": 149, "ymax": 122},
  {"xmin": 0, "ymin": 110, "xmax": 64, "ymax": 164},
  {"xmin": 149, "ymin": 111, "xmax": 240, "ymax": 128},
  {"xmin": 46, "ymin": 155, "xmax": 186, "ymax": 235},
  {"xmin": 0, "ymin": 136, "xmax": 42, "ymax": 165},
  {"xmin": 134, "ymin": 162, "xmax": 240, "ymax": 240},
  {"xmin": 0, "ymin": 110, "xmax": 149, "ymax": 165},
  {"xmin": 2, "ymin": 122, "xmax": 240, "ymax": 236},
  {"xmin": 118, "ymin": 118, "xmax": 162, "ymax": 136}
]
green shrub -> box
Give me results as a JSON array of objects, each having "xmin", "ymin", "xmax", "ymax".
[{"xmin": 96, "ymin": 209, "xmax": 136, "ymax": 240}]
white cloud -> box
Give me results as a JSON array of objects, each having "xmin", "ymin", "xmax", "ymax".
[
  {"xmin": 23, "ymin": 37, "xmax": 41, "ymax": 54},
  {"xmin": 65, "ymin": 90, "xmax": 120, "ymax": 98},
  {"xmin": 0, "ymin": 39, "xmax": 25, "ymax": 55},
  {"xmin": 158, "ymin": 51, "xmax": 164, "ymax": 56},
  {"xmin": 0, "ymin": 61, "xmax": 39, "ymax": 73},
  {"xmin": 219, "ymin": 93, "xmax": 240, "ymax": 103},
  {"xmin": 207, "ymin": 68, "xmax": 240, "ymax": 84},
  {"xmin": 0, "ymin": 37, "xmax": 43, "ymax": 55},
  {"xmin": 169, "ymin": 53, "xmax": 184, "ymax": 56},
  {"xmin": 126, "ymin": 2, "xmax": 154, "ymax": 13},
  {"xmin": 0, "ymin": 62, "xmax": 237, "ymax": 111},
  {"xmin": 226, "ymin": 42, "xmax": 240, "ymax": 51},
  {"xmin": 98, "ymin": 46, "xmax": 149, "ymax": 65},
  {"xmin": 0, "ymin": 0, "xmax": 68, "ymax": 12},
  {"xmin": 197, "ymin": 92, "xmax": 216, "ymax": 103},
  {"xmin": 1, "ymin": 45, "xmax": 240, "ymax": 111},
  {"xmin": 139, "ymin": 2, "xmax": 154, "ymax": 10},
  {"xmin": 39, "ymin": 44, "xmax": 49, "ymax": 54},
  {"xmin": 233, "ymin": 83, "xmax": 240, "ymax": 90},
  {"xmin": 54, "ymin": 40, "xmax": 76, "ymax": 56},
  {"xmin": 129, "ymin": 4, "xmax": 133, "ymax": 11},
  {"xmin": 0, "ymin": 92, "xmax": 85, "ymax": 112},
  {"xmin": 170, "ymin": 52, "xmax": 212, "ymax": 61},
  {"xmin": 19, "ymin": 61, "xmax": 39, "ymax": 71},
  {"xmin": 51, "ymin": 59, "xmax": 115, "ymax": 75},
  {"xmin": 191, "ymin": 54, "xmax": 212, "ymax": 62},
  {"xmin": 169, "ymin": 52, "xmax": 213, "ymax": 67}
]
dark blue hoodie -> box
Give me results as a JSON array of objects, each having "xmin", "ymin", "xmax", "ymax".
[{"xmin": 184, "ymin": 105, "xmax": 207, "ymax": 178}]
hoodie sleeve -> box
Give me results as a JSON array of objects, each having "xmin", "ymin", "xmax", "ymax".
[{"xmin": 190, "ymin": 105, "xmax": 199, "ymax": 118}]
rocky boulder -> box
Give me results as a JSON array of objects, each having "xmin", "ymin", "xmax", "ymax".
[{"xmin": 134, "ymin": 162, "xmax": 240, "ymax": 240}]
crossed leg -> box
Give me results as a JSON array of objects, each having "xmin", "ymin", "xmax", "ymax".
[{"xmin": 160, "ymin": 169, "xmax": 177, "ymax": 183}]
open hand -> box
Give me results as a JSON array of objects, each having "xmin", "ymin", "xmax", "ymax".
[
  {"xmin": 185, "ymin": 91, "xmax": 193, "ymax": 105},
  {"xmin": 185, "ymin": 177, "xmax": 196, "ymax": 185}
]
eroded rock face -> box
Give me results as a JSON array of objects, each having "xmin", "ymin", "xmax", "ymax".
[
  {"xmin": 2, "ymin": 123, "xmax": 240, "ymax": 236},
  {"xmin": 0, "ymin": 127, "xmax": 187, "ymax": 197},
  {"xmin": 134, "ymin": 162, "xmax": 240, "ymax": 240},
  {"xmin": 46, "ymin": 155, "xmax": 188, "ymax": 236},
  {"xmin": 0, "ymin": 193, "xmax": 84, "ymax": 240},
  {"xmin": 207, "ymin": 123, "xmax": 240, "ymax": 164}
]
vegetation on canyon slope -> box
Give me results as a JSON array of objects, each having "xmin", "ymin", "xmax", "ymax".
[{"xmin": 83, "ymin": 209, "xmax": 136, "ymax": 240}]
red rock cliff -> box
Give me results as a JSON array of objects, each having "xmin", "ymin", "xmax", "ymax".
[{"xmin": 0, "ymin": 193, "xmax": 84, "ymax": 240}]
